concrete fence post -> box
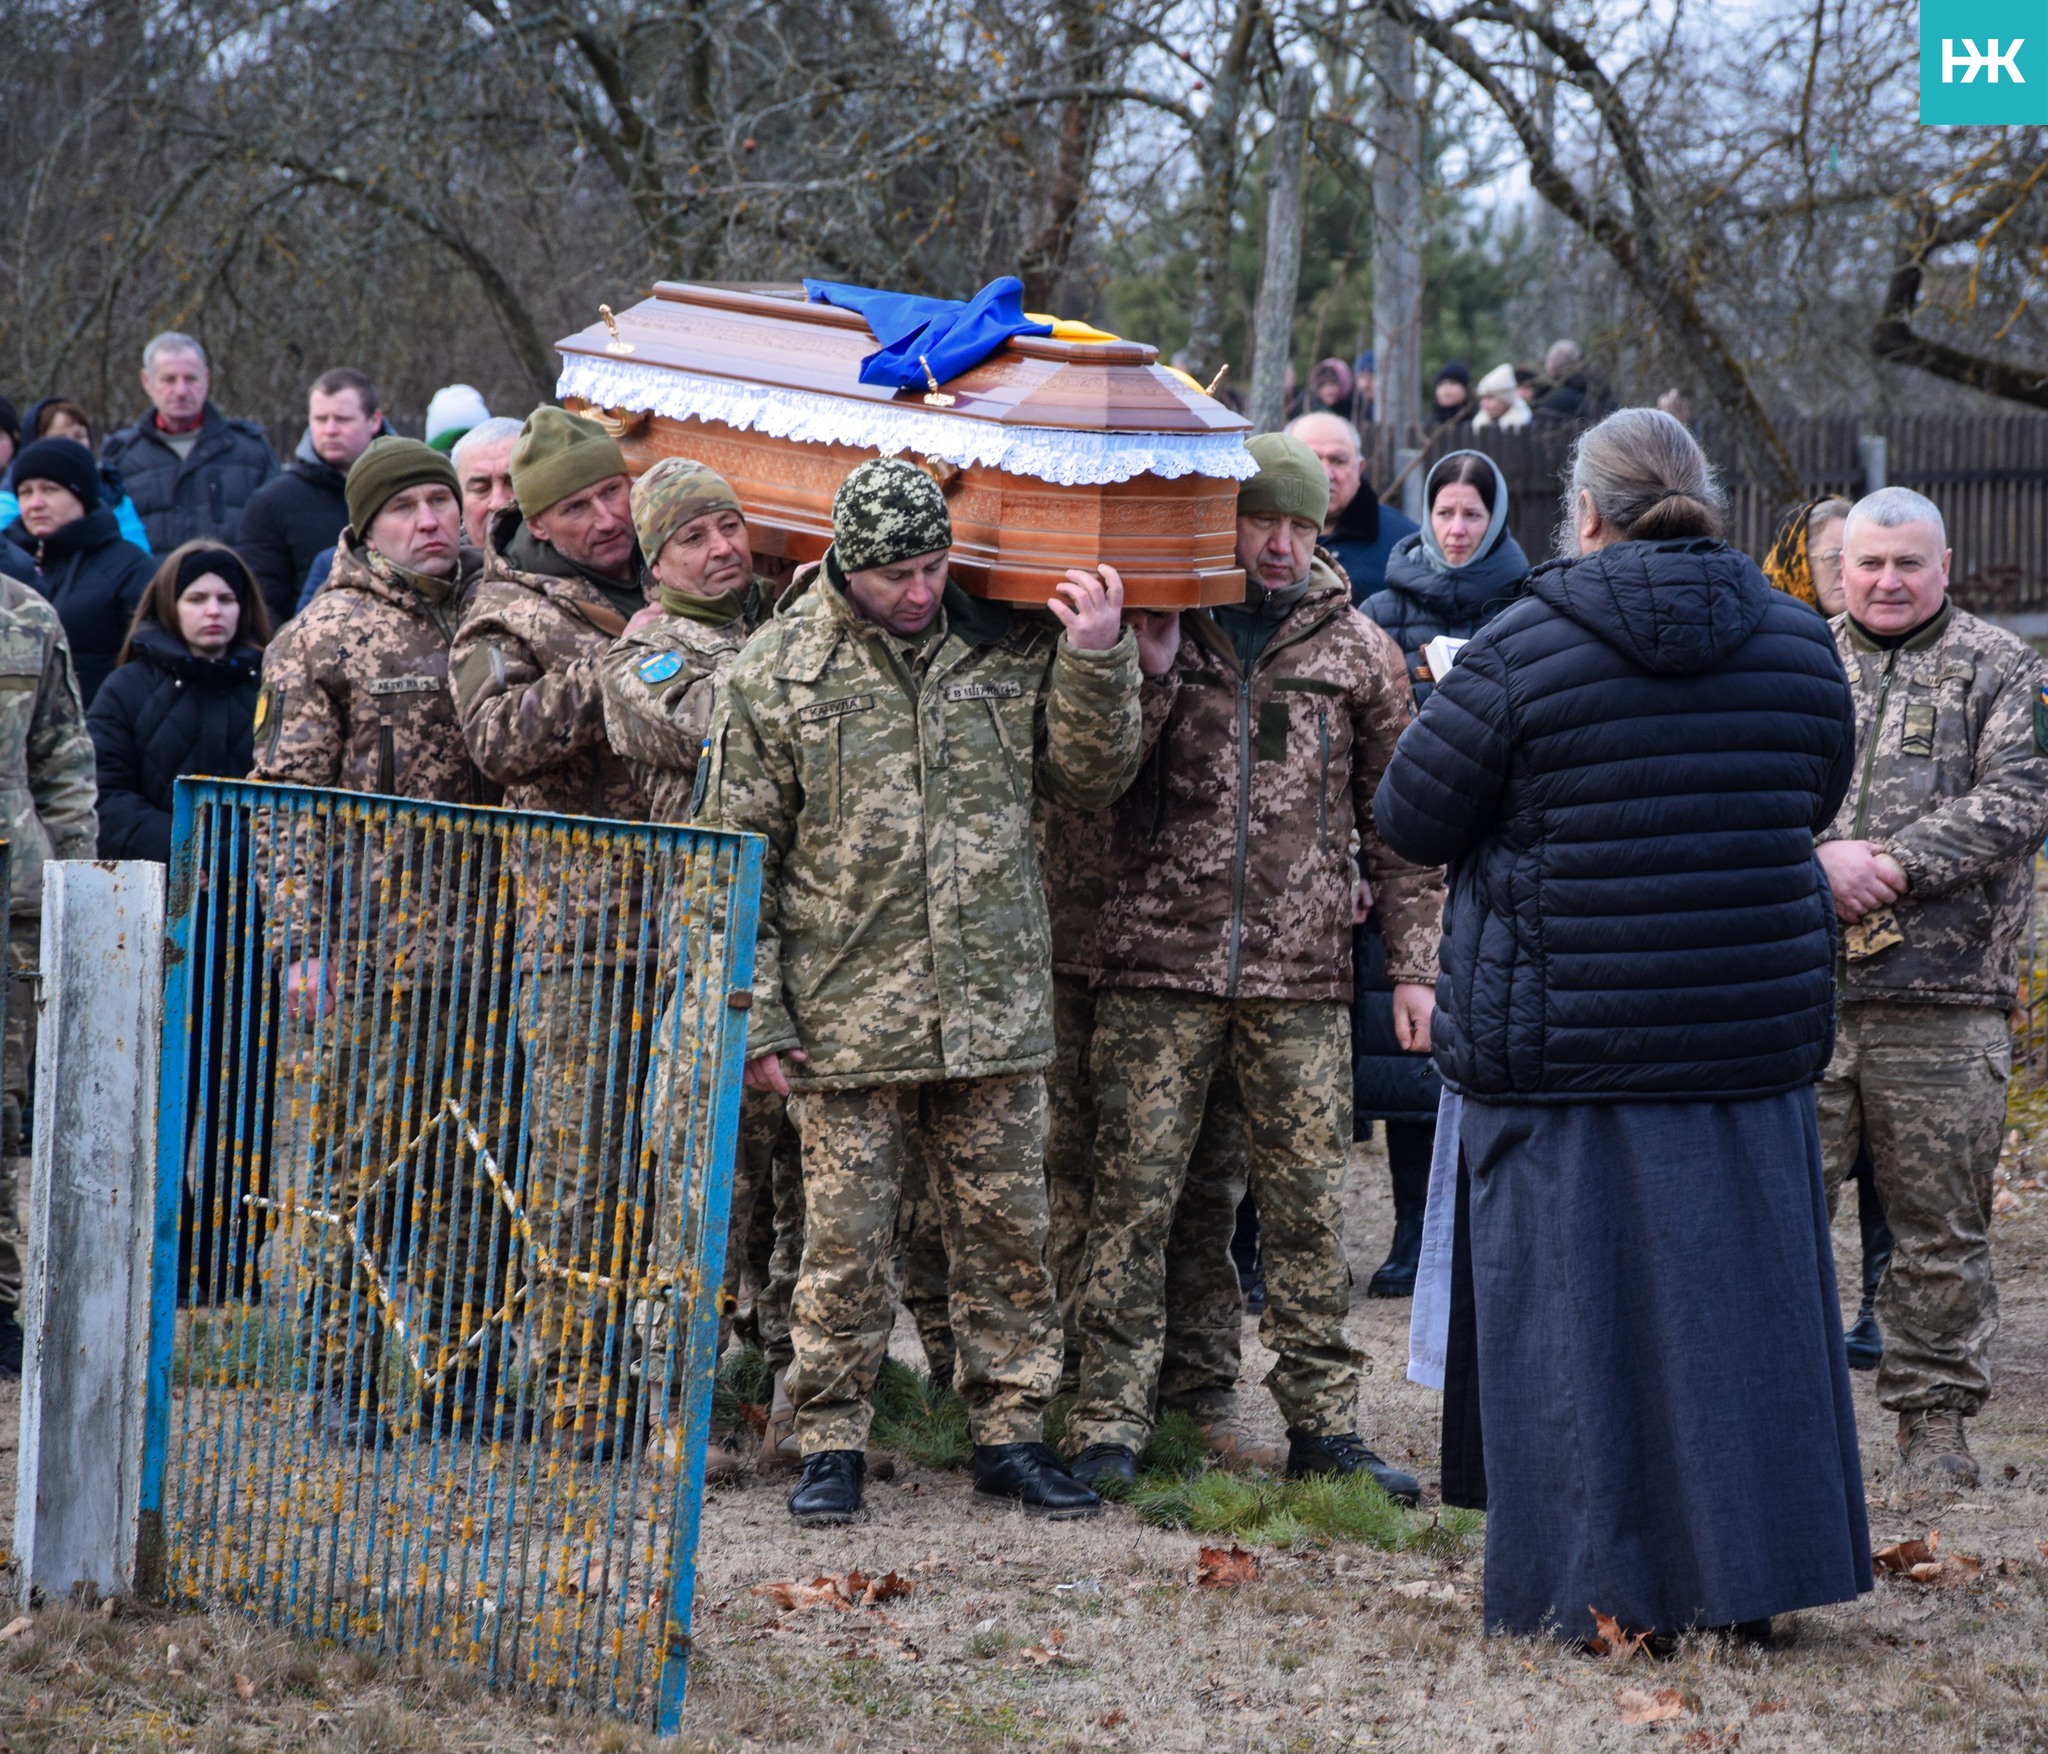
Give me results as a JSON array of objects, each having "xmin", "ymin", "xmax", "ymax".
[
  {"xmin": 1858, "ymin": 431, "xmax": 1889, "ymax": 494},
  {"xmin": 13, "ymin": 861, "xmax": 164, "ymax": 1605}
]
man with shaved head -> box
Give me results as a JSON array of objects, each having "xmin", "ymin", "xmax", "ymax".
[{"xmin": 1816, "ymin": 486, "xmax": 2048, "ymax": 1490}]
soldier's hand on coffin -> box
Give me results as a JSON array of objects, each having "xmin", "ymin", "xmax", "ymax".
[
  {"xmin": 1817, "ymin": 839, "xmax": 1908, "ymax": 922},
  {"xmin": 285, "ymin": 957, "xmax": 336, "ymax": 1023},
  {"xmin": 1127, "ymin": 607, "xmax": 1183, "ymax": 678},
  {"xmin": 744, "ymin": 1048, "xmax": 806, "ymax": 1095},
  {"xmin": 1049, "ymin": 563, "xmax": 1125, "ymax": 652}
]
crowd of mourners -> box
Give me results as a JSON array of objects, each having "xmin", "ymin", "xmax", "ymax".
[{"xmin": 0, "ymin": 320, "xmax": 2039, "ymax": 1654}]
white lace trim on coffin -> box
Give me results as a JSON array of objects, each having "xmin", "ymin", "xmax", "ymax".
[{"xmin": 556, "ymin": 354, "xmax": 1257, "ymax": 486}]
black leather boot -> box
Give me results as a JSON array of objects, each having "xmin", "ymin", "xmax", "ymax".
[
  {"xmin": 1845, "ymin": 1153, "xmax": 1892, "ymax": 1371},
  {"xmin": 1368, "ymin": 1120, "xmax": 1433, "ymax": 1300},
  {"xmin": 1285, "ymin": 1429, "xmax": 1421, "ymax": 1506},
  {"xmin": 788, "ymin": 1449, "xmax": 865, "ymax": 1524},
  {"xmin": 1069, "ymin": 1442, "xmax": 1138, "ymax": 1493},
  {"xmin": 971, "ymin": 1442, "xmax": 1101, "ymax": 1517}
]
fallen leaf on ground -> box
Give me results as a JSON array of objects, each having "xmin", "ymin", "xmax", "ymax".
[
  {"xmin": 1588, "ymin": 1608, "xmax": 1651, "ymax": 1661},
  {"xmin": 1992, "ymin": 1187, "xmax": 2020, "ymax": 1213},
  {"xmin": 1019, "ymin": 1642, "xmax": 1070, "ymax": 1666},
  {"xmin": 749, "ymin": 1569, "xmax": 915, "ymax": 1615},
  {"xmin": 0, "ymin": 1616, "xmax": 31, "ymax": 1643},
  {"xmin": 1196, "ymin": 1545, "xmax": 1260, "ymax": 1588},
  {"xmin": 1753, "ymin": 1698, "xmax": 1789, "ymax": 1715},
  {"xmin": 1097, "ymin": 1709, "xmax": 1128, "ymax": 1728},
  {"xmin": 233, "ymin": 1672, "xmax": 256, "ymax": 1700},
  {"xmin": 1908, "ymin": 1551, "xmax": 1983, "ymax": 1585},
  {"xmin": 1393, "ymin": 1579, "xmax": 1458, "ymax": 1602},
  {"xmin": 1873, "ymin": 1530, "xmax": 1939, "ymax": 1574},
  {"xmin": 2037, "ymin": 1539, "xmax": 2048, "ymax": 1561},
  {"xmin": 1615, "ymin": 1685, "xmax": 1688, "ymax": 1724}
]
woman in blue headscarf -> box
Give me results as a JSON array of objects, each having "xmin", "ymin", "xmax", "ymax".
[{"xmin": 1353, "ymin": 450, "xmax": 1529, "ymax": 1301}]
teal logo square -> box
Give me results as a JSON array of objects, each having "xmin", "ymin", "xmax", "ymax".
[{"xmin": 1921, "ymin": 2, "xmax": 2048, "ymax": 124}]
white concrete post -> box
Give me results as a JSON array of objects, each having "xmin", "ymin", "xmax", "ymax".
[
  {"xmin": 1858, "ymin": 431, "xmax": 1889, "ymax": 494},
  {"xmin": 1398, "ymin": 447, "xmax": 1427, "ymax": 525},
  {"xmin": 14, "ymin": 861, "xmax": 163, "ymax": 1604}
]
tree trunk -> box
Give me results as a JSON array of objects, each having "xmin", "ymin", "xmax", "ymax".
[
  {"xmin": 1249, "ymin": 65, "xmax": 1314, "ymax": 434},
  {"xmin": 1182, "ymin": 0, "xmax": 1263, "ymax": 383},
  {"xmin": 1370, "ymin": 12, "xmax": 1424, "ymax": 479}
]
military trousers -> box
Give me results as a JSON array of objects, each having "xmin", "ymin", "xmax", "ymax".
[
  {"xmin": 1052, "ymin": 973, "xmax": 1249, "ymax": 1411},
  {"xmin": 0, "ymin": 922, "xmax": 34, "ymax": 1313},
  {"xmin": 277, "ymin": 979, "xmax": 508, "ymax": 1416},
  {"xmin": 1071, "ymin": 991, "xmax": 1361, "ymax": 1454},
  {"xmin": 522, "ymin": 962, "xmax": 655, "ymax": 1440},
  {"xmin": 1816, "ymin": 1000, "xmax": 2008, "ymax": 1415},
  {"xmin": 787, "ymin": 1072, "xmax": 1062, "ymax": 1454},
  {"xmin": 726, "ymin": 1091, "xmax": 803, "ymax": 1372}
]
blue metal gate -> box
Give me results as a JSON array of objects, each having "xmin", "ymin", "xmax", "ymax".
[{"xmin": 137, "ymin": 779, "xmax": 762, "ymax": 1731}]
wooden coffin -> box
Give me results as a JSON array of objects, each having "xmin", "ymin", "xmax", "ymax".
[{"xmin": 554, "ymin": 283, "xmax": 1253, "ymax": 608}]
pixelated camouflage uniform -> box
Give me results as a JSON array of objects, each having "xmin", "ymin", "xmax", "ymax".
[
  {"xmin": 700, "ymin": 541, "xmax": 1143, "ymax": 1454},
  {"xmin": 251, "ymin": 533, "xmax": 507, "ymax": 1414},
  {"xmin": 0, "ymin": 574, "xmax": 97, "ymax": 1313},
  {"xmin": 1815, "ymin": 601, "xmax": 2048, "ymax": 1417},
  {"xmin": 1038, "ymin": 792, "xmax": 1252, "ymax": 1404},
  {"xmin": 601, "ymin": 572, "xmax": 804, "ymax": 1372},
  {"xmin": 1070, "ymin": 556, "xmax": 1443, "ymax": 1454},
  {"xmin": 450, "ymin": 507, "xmax": 655, "ymax": 1445}
]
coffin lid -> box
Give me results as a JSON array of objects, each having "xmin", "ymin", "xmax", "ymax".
[{"xmin": 555, "ymin": 283, "xmax": 1256, "ymax": 489}]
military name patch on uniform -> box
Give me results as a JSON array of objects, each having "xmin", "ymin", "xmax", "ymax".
[
  {"xmin": 798, "ymin": 693, "xmax": 876, "ymax": 722},
  {"xmin": 366, "ymin": 675, "xmax": 443, "ymax": 698},
  {"xmin": 636, "ymin": 651, "xmax": 686, "ymax": 689},
  {"xmin": 944, "ymin": 681, "xmax": 1024, "ymax": 703}
]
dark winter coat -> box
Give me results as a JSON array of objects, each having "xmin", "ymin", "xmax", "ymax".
[
  {"xmin": 86, "ymin": 619, "xmax": 260, "ymax": 862},
  {"xmin": 99, "ymin": 401, "xmax": 278, "ymax": 554},
  {"xmin": 0, "ymin": 532, "xmax": 31, "ymax": 586},
  {"xmin": 234, "ymin": 431, "xmax": 352, "ymax": 626},
  {"xmin": 3, "ymin": 508, "xmax": 156, "ymax": 707},
  {"xmin": 1324, "ymin": 489, "xmax": 1419, "ymax": 606},
  {"xmin": 1353, "ymin": 523, "xmax": 1530, "ymax": 1122},
  {"xmin": 1374, "ymin": 537, "xmax": 1856, "ymax": 1102}
]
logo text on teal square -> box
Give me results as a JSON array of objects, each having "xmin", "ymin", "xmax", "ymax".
[{"xmin": 1922, "ymin": 2, "xmax": 2048, "ymax": 123}]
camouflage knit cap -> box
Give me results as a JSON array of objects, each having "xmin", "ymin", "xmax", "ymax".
[
  {"xmin": 1238, "ymin": 432, "xmax": 1331, "ymax": 527},
  {"xmin": 345, "ymin": 436, "xmax": 458, "ymax": 535},
  {"xmin": 831, "ymin": 457, "xmax": 951, "ymax": 573},
  {"xmin": 511, "ymin": 406, "xmax": 627, "ymax": 519},
  {"xmin": 632, "ymin": 457, "xmax": 743, "ymax": 563}
]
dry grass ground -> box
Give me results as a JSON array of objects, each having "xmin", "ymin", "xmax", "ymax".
[{"xmin": 2, "ymin": 1117, "xmax": 2046, "ymax": 1752}]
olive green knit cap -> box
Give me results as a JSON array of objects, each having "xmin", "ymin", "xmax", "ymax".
[
  {"xmin": 1238, "ymin": 432, "xmax": 1331, "ymax": 527},
  {"xmin": 632, "ymin": 457, "xmax": 743, "ymax": 563},
  {"xmin": 511, "ymin": 406, "xmax": 628, "ymax": 519},
  {"xmin": 345, "ymin": 436, "xmax": 458, "ymax": 536}
]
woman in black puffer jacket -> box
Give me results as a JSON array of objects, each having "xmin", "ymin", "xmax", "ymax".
[
  {"xmin": 3, "ymin": 437, "xmax": 154, "ymax": 706},
  {"xmin": 89, "ymin": 544, "xmax": 268, "ymax": 858},
  {"xmin": 1354, "ymin": 451, "xmax": 1528, "ymax": 1298},
  {"xmin": 1375, "ymin": 409, "xmax": 1869, "ymax": 1648},
  {"xmin": 90, "ymin": 543, "xmax": 273, "ymax": 1301}
]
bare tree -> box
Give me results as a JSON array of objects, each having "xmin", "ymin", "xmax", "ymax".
[{"xmin": 1249, "ymin": 64, "xmax": 1316, "ymax": 431}]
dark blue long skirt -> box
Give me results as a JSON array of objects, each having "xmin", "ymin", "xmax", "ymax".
[{"xmin": 1462, "ymin": 1091, "xmax": 1872, "ymax": 1639}]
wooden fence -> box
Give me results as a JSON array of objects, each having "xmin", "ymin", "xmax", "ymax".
[{"xmin": 1353, "ymin": 413, "xmax": 2048, "ymax": 614}]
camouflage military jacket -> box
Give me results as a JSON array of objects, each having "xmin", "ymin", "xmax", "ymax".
[
  {"xmin": 1095, "ymin": 556, "xmax": 1443, "ymax": 1003},
  {"xmin": 1037, "ymin": 687, "xmax": 1177, "ymax": 978},
  {"xmin": 450, "ymin": 511, "xmax": 649, "ymax": 821},
  {"xmin": 598, "ymin": 582, "xmax": 770, "ymax": 825},
  {"xmin": 1822, "ymin": 600, "xmax": 2048, "ymax": 1008},
  {"xmin": 0, "ymin": 572, "xmax": 97, "ymax": 914},
  {"xmin": 700, "ymin": 557, "xmax": 1144, "ymax": 1088},
  {"xmin": 251, "ymin": 534, "xmax": 490, "ymax": 972},
  {"xmin": 253, "ymin": 534, "xmax": 485, "ymax": 801}
]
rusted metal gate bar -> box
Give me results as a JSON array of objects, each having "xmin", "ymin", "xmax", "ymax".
[{"xmin": 137, "ymin": 779, "xmax": 761, "ymax": 1732}]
